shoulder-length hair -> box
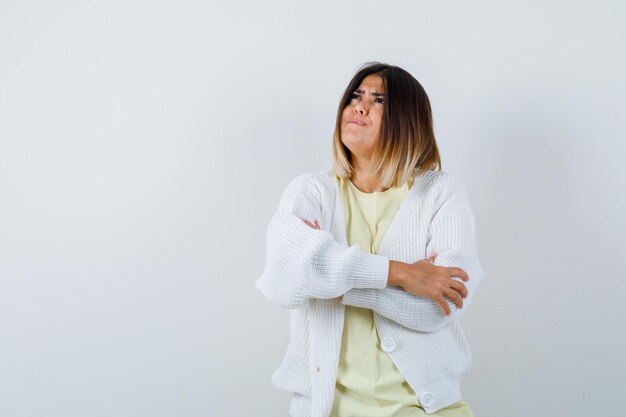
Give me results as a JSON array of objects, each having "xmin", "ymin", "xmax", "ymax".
[{"xmin": 332, "ymin": 61, "xmax": 441, "ymax": 189}]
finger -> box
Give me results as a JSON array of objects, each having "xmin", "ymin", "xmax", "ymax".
[
  {"xmin": 447, "ymin": 267, "xmax": 469, "ymax": 282},
  {"xmin": 314, "ymin": 220, "xmax": 320, "ymax": 229},
  {"xmin": 444, "ymin": 288, "xmax": 463, "ymax": 309},
  {"xmin": 436, "ymin": 296, "xmax": 451, "ymax": 316},
  {"xmin": 449, "ymin": 280, "xmax": 468, "ymax": 298},
  {"xmin": 302, "ymin": 219, "xmax": 314, "ymax": 228}
]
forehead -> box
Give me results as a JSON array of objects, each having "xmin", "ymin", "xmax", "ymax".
[{"xmin": 356, "ymin": 74, "xmax": 384, "ymax": 92}]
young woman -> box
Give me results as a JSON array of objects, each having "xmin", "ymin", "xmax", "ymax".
[{"xmin": 256, "ymin": 62, "xmax": 484, "ymax": 417}]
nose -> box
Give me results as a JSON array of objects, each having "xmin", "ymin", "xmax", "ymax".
[{"xmin": 354, "ymin": 100, "xmax": 369, "ymax": 115}]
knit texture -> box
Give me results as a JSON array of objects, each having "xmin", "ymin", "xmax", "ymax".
[{"xmin": 256, "ymin": 168, "xmax": 484, "ymax": 416}]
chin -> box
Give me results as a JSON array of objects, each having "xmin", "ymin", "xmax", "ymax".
[{"xmin": 342, "ymin": 133, "xmax": 369, "ymax": 145}]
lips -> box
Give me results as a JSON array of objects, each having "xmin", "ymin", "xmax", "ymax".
[{"xmin": 347, "ymin": 119, "xmax": 366, "ymax": 126}]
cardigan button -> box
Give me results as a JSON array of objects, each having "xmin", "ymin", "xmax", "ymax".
[
  {"xmin": 420, "ymin": 392, "xmax": 435, "ymax": 407},
  {"xmin": 381, "ymin": 337, "xmax": 396, "ymax": 352}
]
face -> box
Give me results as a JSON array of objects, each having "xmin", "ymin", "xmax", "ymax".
[{"xmin": 340, "ymin": 74, "xmax": 385, "ymax": 161}]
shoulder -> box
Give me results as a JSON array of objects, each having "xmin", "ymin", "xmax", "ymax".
[
  {"xmin": 278, "ymin": 169, "xmax": 333, "ymax": 203},
  {"xmin": 415, "ymin": 169, "xmax": 467, "ymax": 193},
  {"xmin": 431, "ymin": 170, "xmax": 469, "ymax": 195},
  {"xmin": 415, "ymin": 170, "xmax": 473, "ymax": 213}
]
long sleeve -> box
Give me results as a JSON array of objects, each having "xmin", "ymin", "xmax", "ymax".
[
  {"xmin": 255, "ymin": 174, "xmax": 390, "ymax": 309},
  {"xmin": 341, "ymin": 175, "xmax": 484, "ymax": 332}
]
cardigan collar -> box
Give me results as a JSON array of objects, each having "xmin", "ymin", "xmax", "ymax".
[{"xmin": 317, "ymin": 169, "xmax": 433, "ymax": 257}]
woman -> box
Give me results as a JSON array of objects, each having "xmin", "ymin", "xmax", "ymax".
[{"xmin": 256, "ymin": 62, "xmax": 484, "ymax": 417}]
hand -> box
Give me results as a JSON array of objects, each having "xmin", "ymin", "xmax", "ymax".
[
  {"xmin": 302, "ymin": 218, "xmax": 343, "ymax": 301},
  {"xmin": 302, "ymin": 219, "xmax": 320, "ymax": 229},
  {"xmin": 392, "ymin": 254, "xmax": 469, "ymax": 316}
]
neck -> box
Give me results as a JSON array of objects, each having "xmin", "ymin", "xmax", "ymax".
[{"xmin": 350, "ymin": 158, "xmax": 387, "ymax": 193}]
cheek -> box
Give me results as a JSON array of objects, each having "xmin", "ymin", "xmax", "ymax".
[{"xmin": 373, "ymin": 108, "xmax": 384, "ymax": 120}]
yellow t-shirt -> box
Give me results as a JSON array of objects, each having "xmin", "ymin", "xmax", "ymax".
[{"xmin": 330, "ymin": 175, "xmax": 474, "ymax": 417}]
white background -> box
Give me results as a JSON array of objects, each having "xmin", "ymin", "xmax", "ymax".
[{"xmin": 1, "ymin": 1, "xmax": 624, "ymax": 416}]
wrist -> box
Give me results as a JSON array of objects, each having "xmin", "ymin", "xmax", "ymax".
[{"xmin": 388, "ymin": 260, "xmax": 408, "ymax": 288}]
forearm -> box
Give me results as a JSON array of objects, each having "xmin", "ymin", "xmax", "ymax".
[
  {"xmin": 342, "ymin": 264, "xmax": 480, "ymax": 331},
  {"xmin": 257, "ymin": 216, "xmax": 390, "ymax": 308},
  {"xmin": 342, "ymin": 285, "xmax": 464, "ymax": 332},
  {"xmin": 343, "ymin": 210, "xmax": 484, "ymax": 331},
  {"xmin": 255, "ymin": 176, "xmax": 390, "ymax": 308}
]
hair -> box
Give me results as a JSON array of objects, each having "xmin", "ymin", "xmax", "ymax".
[{"xmin": 331, "ymin": 61, "xmax": 441, "ymax": 189}]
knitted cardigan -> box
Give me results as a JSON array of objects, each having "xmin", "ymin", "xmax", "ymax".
[{"xmin": 256, "ymin": 168, "xmax": 484, "ymax": 416}]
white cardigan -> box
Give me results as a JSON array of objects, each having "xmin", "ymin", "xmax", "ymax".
[{"xmin": 256, "ymin": 168, "xmax": 484, "ymax": 416}]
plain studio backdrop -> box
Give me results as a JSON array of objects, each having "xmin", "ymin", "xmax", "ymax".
[{"xmin": 1, "ymin": 1, "xmax": 624, "ymax": 416}]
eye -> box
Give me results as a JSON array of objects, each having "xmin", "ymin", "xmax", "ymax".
[
  {"xmin": 349, "ymin": 93, "xmax": 361, "ymax": 101},
  {"xmin": 375, "ymin": 97, "xmax": 385, "ymax": 104}
]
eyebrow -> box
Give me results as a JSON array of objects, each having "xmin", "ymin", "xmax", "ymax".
[{"xmin": 355, "ymin": 89, "xmax": 385, "ymax": 97}]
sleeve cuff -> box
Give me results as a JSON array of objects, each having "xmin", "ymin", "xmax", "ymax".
[{"xmin": 347, "ymin": 251, "xmax": 389, "ymax": 290}]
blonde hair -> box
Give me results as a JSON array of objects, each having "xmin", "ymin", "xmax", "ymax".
[{"xmin": 332, "ymin": 62, "xmax": 441, "ymax": 189}]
